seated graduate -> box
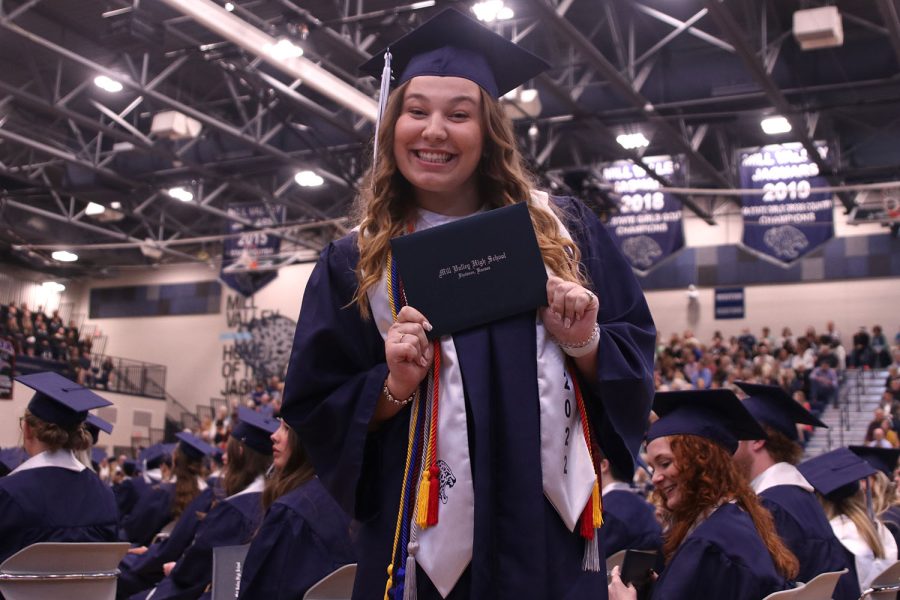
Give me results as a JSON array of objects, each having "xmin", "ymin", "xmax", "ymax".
[
  {"xmin": 122, "ymin": 435, "xmax": 208, "ymax": 547},
  {"xmin": 0, "ymin": 372, "xmax": 118, "ymax": 564},
  {"xmin": 609, "ymin": 389, "xmax": 797, "ymax": 600},
  {"xmin": 597, "ymin": 445, "xmax": 662, "ymax": 558},
  {"xmin": 849, "ymin": 446, "xmax": 900, "ymax": 550},
  {"xmin": 732, "ymin": 382, "xmax": 859, "ymax": 599},
  {"xmin": 114, "ymin": 459, "xmax": 145, "ymax": 518},
  {"xmin": 237, "ymin": 419, "xmax": 355, "ymax": 599},
  {"xmin": 143, "ymin": 408, "xmax": 275, "ymax": 600},
  {"xmin": 798, "ymin": 448, "xmax": 899, "ymax": 591},
  {"xmin": 116, "ymin": 433, "xmax": 218, "ymax": 599}
]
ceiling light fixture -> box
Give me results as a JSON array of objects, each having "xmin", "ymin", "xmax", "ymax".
[
  {"xmin": 85, "ymin": 202, "xmax": 106, "ymax": 216},
  {"xmin": 224, "ymin": 2, "xmax": 235, "ymax": 11},
  {"xmin": 294, "ymin": 170, "xmax": 324, "ymax": 187},
  {"xmin": 266, "ymin": 38, "xmax": 304, "ymax": 60},
  {"xmin": 760, "ymin": 115, "xmax": 792, "ymax": 135},
  {"xmin": 167, "ymin": 186, "xmax": 194, "ymax": 202},
  {"xmin": 616, "ymin": 132, "xmax": 650, "ymax": 150},
  {"xmin": 42, "ymin": 281, "xmax": 66, "ymax": 293},
  {"xmin": 472, "ymin": 0, "xmax": 514, "ymax": 22},
  {"xmin": 51, "ymin": 250, "xmax": 79, "ymax": 262},
  {"xmin": 110, "ymin": 201, "xmax": 122, "ymax": 209},
  {"xmin": 93, "ymin": 74, "xmax": 124, "ymax": 93}
]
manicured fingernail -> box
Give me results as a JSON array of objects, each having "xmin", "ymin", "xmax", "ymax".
[
  {"xmin": 420, "ymin": 357, "xmax": 429, "ymax": 367},
  {"xmin": 564, "ymin": 317, "xmax": 571, "ymax": 329},
  {"xmin": 423, "ymin": 321, "xmax": 433, "ymax": 332}
]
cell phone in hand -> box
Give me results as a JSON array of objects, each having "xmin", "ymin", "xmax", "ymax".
[{"xmin": 620, "ymin": 549, "xmax": 658, "ymax": 600}]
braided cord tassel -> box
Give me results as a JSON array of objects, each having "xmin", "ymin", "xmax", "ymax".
[{"xmin": 569, "ymin": 363, "xmax": 603, "ymax": 572}]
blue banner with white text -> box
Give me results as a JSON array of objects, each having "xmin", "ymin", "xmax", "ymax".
[
  {"xmin": 220, "ymin": 203, "xmax": 285, "ymax": 297},
  {"xmin": 739, "ymin": 142, "xmax": 834, "ymax": 264},
  {"xmin": 601, "ymin": 155, "xmax": 685, "ymax": 274}
]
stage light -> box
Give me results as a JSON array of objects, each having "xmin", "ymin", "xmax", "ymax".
[
  {"xmin": 761, "ymin": 116, "xmax": 792, "ymax": 135},
  {"xmin": 51, "ymin": 250, "xmax": 78, "ymax": 262}
]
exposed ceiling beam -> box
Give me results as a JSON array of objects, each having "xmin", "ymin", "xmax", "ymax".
[{"xmin": 876, "ymin": 0, "xmax": 900, "ymax": 69}]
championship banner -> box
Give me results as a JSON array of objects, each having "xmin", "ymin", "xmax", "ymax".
[
  {"xmin": 0, "ymin": 337, "xmax": 15, "ymax": 400},
  {"xmin": 739, "ymin": 142, "xmax": 834, "ymax": 264},
  {"xmin": 220, "ymin": 203, "xmax": 286, "ymax": 297},
  {"xmin": 601, "ymin": 155, "xmax": 685, "ymax": 274}
]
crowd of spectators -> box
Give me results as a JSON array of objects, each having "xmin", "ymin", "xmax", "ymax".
[
  {"xmin": 655, "ymin": 322, "xmax": 900, "ymax": 443},
  {"xmin": 193, "ymin": 375, "xmax": 285, "ymax": 452},
  {"xmin": 0, "ymin": 300, "xmax": 102, "ymax": 386}
]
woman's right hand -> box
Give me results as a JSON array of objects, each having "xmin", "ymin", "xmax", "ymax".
[
  {"xmin": 384, "ymin": 306, "xmax": 434, "ymax": 398},
  {"xmin": 608, "ymin": 566, "xmax": 638, "ymax": 600}
]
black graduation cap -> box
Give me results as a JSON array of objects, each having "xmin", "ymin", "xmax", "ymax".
[
  {"xmin": 849, "ymin": 445, "xmax": 900, "ymax": 478},
  {"xmin": 798, "ymin": 448, "xmax": 878, "ymax": 501},
  {"xmin": 647, "ymin": 389, "xmax": 768, "ymax": 454},
  {"xmin": 359, "ymin": 8, "xmax": 550, "ymax": 98},
  {"xmin": 232, "ymin": 407, "xmax": 279, "ymax": 455},
  {"xmin": 16, "ymin": 372, "xmax": 112, "ymax": 427},
  {"xmin": 85, "ymin": 413, "xmax": 114, "ymax": 446},
  {"xmin": 736, "ymin": 381, "xmax": 826, "ymax": 442},
  {"xmin": 175, "ymin": 432, "xmax": 217, "ymax": 461}
]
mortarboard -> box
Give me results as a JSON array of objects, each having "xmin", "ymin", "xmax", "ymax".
[
  {"xmin": 123, "ymin": 459, "xmax": 138, "ymax": 477},
  {"xmin": 359, "ymin": 8, "xmax": 550, "ymax": 99},
  {"xmin": 232, "ymin": 407, "xmax": 278, "ymax": 455},
  {"xmin": 736, "ymin": 381, "xmax": 826, "ymax": 442},
  {"xmin": 16, "ymin": 372, "xmax": 112, "ymax": 427},
  {"xmin": 91, "ymin": 446, "xmax": 108, "ymax": 467},
  {"xmin": 140, "ymin": 443, "xmax": 173, "ymax": 470},
  {"xmin": 175, "ymin": 431, "xmax": 217, "ymax": 461},
  {"xmin": 798, "ymin": 448, "xmax": 878, "ymax": 501},
  {"xmin": 647, "ymin": 389, "xmax": 768, "ymax": 454},
  {"xmin": 849, "ymin": 445, "xmax": 900, "ymax": 478},
  {"xmin": 0, "ymin": 447, "xmax": 27, "ymax": 476},
  {"xmin": 85, "ymin": 413, "xmax": 114, "ymax": 446}
]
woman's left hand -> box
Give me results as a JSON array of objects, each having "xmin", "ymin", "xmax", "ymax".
[
  {"xmin": 608, "ymin": 566, "xmax": 638, "ymax": 600},
  {"xmin": 540, "ymin": 275, "xmax": 599, "ymax": 345}
]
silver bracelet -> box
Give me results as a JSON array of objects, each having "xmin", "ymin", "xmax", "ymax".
[
  {"xmin": 555, "ymin": 323, "xmax": 601, "ymax": 358},
  {"xmin": 383, "ymin": 381, "xmax": 417, "ymax": 406}
]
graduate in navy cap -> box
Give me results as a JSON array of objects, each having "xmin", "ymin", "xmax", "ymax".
[
  {"xmin": 238, "ymin": 418, "xmax": 355, "ymax": 599},
  {"xmin": 732, "ymin": 382, "xmax": 859, "ymax": 599},
  {"xmin": 849, "ymin": 445, "xmax": 900, "ymax": 549},
  {"xmin": 596, "ymin": 444, "xmax": 662, "ymax": 558},
  {"xmin": 799, "ymin": 448, "xmax": 898, "ymax": 591},
  {"xmin": 0, "ymin": 372, "xmax": 118, "ymax": 563},
  {"xmin": 122, "ymin": 434, "xmax": 212, "ymax": 547},
  {"xmin": 281, "ymin": 7, "xmax": 655, "ymax": 599},
  {"xmin": 116, "ymin": 432, "xmax": 219, "ymax": 599},
  {"xmin": 609, "ymin": 389, "xmax": 797, "ymax": 600},
  {"xmin": 144, "ymin": 408, "xmax": 275, "ymax": 600},
  {"xmin": 85, "ymin": 413, "xmax": 114, "ymax": 480}
]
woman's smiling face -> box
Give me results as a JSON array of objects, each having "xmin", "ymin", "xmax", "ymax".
[
  {"xmin": 393, "ymin": 76, "xmax": 484, "ymax": 215},
  {"xmin": 647, "ymin": 436, "xmax": 682, "ymax": 510}
]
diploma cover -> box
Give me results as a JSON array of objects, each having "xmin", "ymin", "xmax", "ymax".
[{"xmin": 390, "ymin": 202, "xmax": 548, "ymax": 338}]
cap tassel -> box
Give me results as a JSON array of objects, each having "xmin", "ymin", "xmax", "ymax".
[
  {"xmin": 580, "ymin": 480, "xmax": 603, "ymax": 572},
  {"xmin": 426, "ymin": 464, "xmax": 440, "ymax": 526},
  {"xmin": 373, "ymin": 49, "xmax": 392, "ymax": 166},
  {"xmin": 402, "ymin": 541, "xmax": 418, "ymax": 600}
]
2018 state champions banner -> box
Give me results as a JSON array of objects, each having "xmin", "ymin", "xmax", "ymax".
[
  {"xmin": 220, "ymin": 203, "xmax": 286, "ymax": 296},
  {"xmin": 739, "ymin": 142, "xmax": 834, "ymax": 264},
  {"xmin": 601, "ymin": 155, "xmax": 685, "ymax": 274}
]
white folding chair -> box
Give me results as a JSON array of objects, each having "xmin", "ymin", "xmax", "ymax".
[
  {"xmin": 605, "ymin": 549, "xmax": 628, "ymax": 578},
  {"xmin": 763, "ymin": 568, "xmax": 848, "ymax": 599},
  {"xmin": 861, "ymin": 560, "xmax": 900, "ymax": 599},
  {"xmin": 0, "ymin": 542, "xmax": 129, "ymax": 600},
  {"xmin": 303, "ymin": 563, "xmax": 357, "ymax": 600}
]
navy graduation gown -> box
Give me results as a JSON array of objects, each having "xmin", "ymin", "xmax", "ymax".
[
  {"xmin": 238, "ymin": 478, "xmax": 355, "ymax": 599},
  {"xmin": 281, "ymin": 196, "xmax": 656, "ymax": 599},
  {"xmin": 117, "ymin": 488, "xmax": 216, "ymax": 599},
  {"xmin": 122, "ymin": 482, "xmax": 175, "ymax": 546},
  {"xmin": 0, "ymin": 467, "xmax": 118, "ymax": 564},
  {"xmin": 114, "ymin": 476, "xmax": 149, "ymax": 520},
  {"xmin": 651, "ymin": 503, "xmax": 788, "ymax": 600},
  {"xmin": 147, "ymin": 491, "xmax": 263, "ymax": 600},
  {"xmin": 760, "ymin": 484, "xmax": 860, "ymax": 600},
  {"xmin": 599, "ymin": 489, "xmax": 662, "ymax": 557}
]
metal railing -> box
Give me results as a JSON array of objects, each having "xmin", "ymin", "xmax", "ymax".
[{"xmin": 88, "ymin": 354, "xmax": 166, "ymax": 400}]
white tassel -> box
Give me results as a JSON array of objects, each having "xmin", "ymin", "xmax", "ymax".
[
  {"xmin": 581, "ymin": 530, "xmax": 601, "ymax": 572},
  {"xmin": 372, "ymin": 49, "xmax": 393, "ymax": 167},
  {"xmin": 402, "ymin": 541, "xmax": 418, "ymax": 600}
]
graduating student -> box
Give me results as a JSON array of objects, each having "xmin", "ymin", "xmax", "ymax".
[
  {"xmin": 799, "ymin": 448, "xmax": 899, "ymax": 591},
  {"xmin": 0, "ymin": 372, "xmax": 118, "ymax": 564},
  {"xmin": 144, "ymin": 408, "xmax": 275, "ymax": 600},
  {"xmin": 849, "ymin": 445, "xmax": 900, "ymax": 548},
  {"xmin": 733, "ymin": 382, "xmax": 859, "ymax": 599},
  {"xmin": 281, "ymin": 8, "xmax": 655, "ymax": 599},
  {"xmin": 238, "ymin": 419, "xmax": 355, "ymax": 599},
  {"xmin": 597, "ymin": 447, "xmax": 662, "ymax": 558},
  {"xmin": 609, "ymin": 390, "xmax": 797, "ymax": 600},
  {"xmin": 116, "ymin": 433, "xmax": 218, "ymax": 599},
  {"xmin": 114, "ymin": 459, "xmax": 146, "ymax": 520}
]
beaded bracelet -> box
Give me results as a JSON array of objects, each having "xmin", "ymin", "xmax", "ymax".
[
  {"xmin": 383, "ymin": 381, "xmax": 418, "ymax": 406},
  {"xmin": 554, "ymin": 323, "xmax": 601, "ymax": 358}
]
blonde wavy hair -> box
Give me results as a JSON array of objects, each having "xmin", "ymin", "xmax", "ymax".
[
  {"xmin": 820, "ymin": 488, "xmax": 887, "ymax": 558},
  {"xmin": 353, "ymin": 80, "xmax": 584, "ymax": 318}
]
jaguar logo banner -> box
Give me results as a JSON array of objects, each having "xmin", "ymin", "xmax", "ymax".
[
  {"xmin": 601, "ymin": 155, "xmax": 685, "ymax": 274},
  {"xmin": 739, "ymin": 142, "xmax": 834, "ymax": 264},
  {"xmin": 220, "ymin": 203, "xmax": 286, "ymax": 297}
]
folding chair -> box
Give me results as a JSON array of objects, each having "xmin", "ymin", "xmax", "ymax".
[
  {"xmin": 0, "ymin": 542, "xmax": 129, "ymax": 600},
  {"xmin": 762, "ymin": 568, "xmax": 848, "ymax": 599},
  {"xmin": 303, "ymin": 563, "xmax": 357, "ymax": 600},
  {"xmin": 606, "ymin": 549, "xmax": 627, "ymax": 580},
  {"xmin": 860, "ymin": 560, "xmax": 900, "ymax": 599}
]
